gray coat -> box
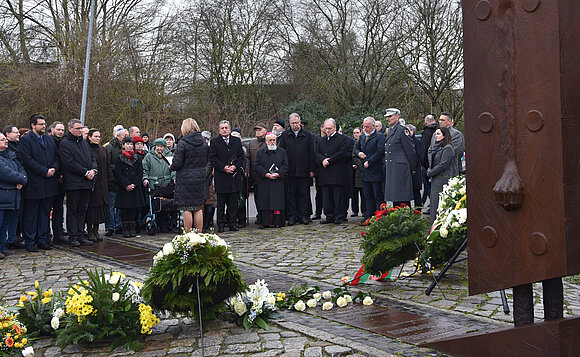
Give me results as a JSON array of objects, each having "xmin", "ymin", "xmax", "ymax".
[
  {"xmin": 384, "ymin": 122, "xmax": 416, "ymax": 202},
  {"xmin": 427, "ymin": 143, "xmax": 458, "ymax": 223}
]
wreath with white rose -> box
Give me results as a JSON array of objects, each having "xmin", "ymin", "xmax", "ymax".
[
  {"xmin": 141, "ymin": 231, "xmax": 247, "ymax": 320},
  {"xmin": 424, "ymin": 175, "xmax": 467, "ymax": 266}
]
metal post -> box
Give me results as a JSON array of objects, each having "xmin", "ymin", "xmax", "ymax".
[{"xmin": 80, "ymin": 0, "xmax": 96, "ymax": 126}]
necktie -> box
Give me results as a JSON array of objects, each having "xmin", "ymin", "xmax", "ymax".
[
  {"xmin": 365, "ymin": 134, "xmax": 369, "ymax": 143},
  {"xmin": 224, "ymin": 137, "xmax": 229, "ymax": 145}
]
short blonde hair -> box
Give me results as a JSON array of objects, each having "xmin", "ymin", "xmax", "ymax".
[{"xmin": 181, "ymin": 118, "xmax": 200, "ymax": 136}]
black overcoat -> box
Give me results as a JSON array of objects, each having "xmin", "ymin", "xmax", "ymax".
[
  {"xmin": 278, "ymin": 128, "xmax": 314, "ymax": 178},
  {"xmin": 209, "ymin": 135, "xmax": 245, "ymax": 194},
  {"xmin": 255, "ymin": 147, "xmax": 289, "ymax": 211},
  {"xmin": 115, "ymin": 154, "xmax": 145, "ymax": 209},
  {"xmin": 384, "ymin": 122, "xmax": 416, "ymax": 202},
  {"xmin": 18, "ymin": 132, "xmax": 59, "ymax": 200},
  {"xmin": 355, "ymin": 131, "xmax": 385, "ymax": 183},
  {"xmin": 314, "ymin": 133, "xmax": 347, "ymax": 186},
  {"xmin": 171, "ymin": 132, "xmax": 208, "ymax": 207},
  {"xmin": 411, "ymin": 136, "xmax": 425, "ymax": 191},
  {"xmin": 59, "ymin": 131, "xmax": 97, "ymax": 191},
  {"xmin": 88, "ymin": 144, "xmax": 112, "ymax": 207}
]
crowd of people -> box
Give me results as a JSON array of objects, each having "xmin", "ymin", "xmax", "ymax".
[{"xmin": 0, "ymin": 108, "xmax": 465, "ymax": 259}]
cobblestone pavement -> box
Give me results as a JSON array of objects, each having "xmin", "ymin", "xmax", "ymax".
[{"xmin": 1, "ymin": 220, "xmax": 579, "ymax": 356}]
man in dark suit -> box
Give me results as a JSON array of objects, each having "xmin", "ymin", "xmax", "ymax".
[
  {"xmin": 384, "ymin": 108, "xmax": 416, "ymax": 207},
  {"xmin": 355, "ymin": 117, "xmax": 385, "ymax": 220},
  {"xmin": 314, "ymin": 118, "xmax": 347, "ymax": 224},
  {"xmin": 278, "ymin": 113, "xmax": 315, "ymax": 225},
  {"xmin": 340, "ymin": 128, "xmax": 355, "ymax": 221},
  {"xmin": 59, "ymin": 118, "xmax": 97, "ymax": 247},
  {"xmin": 209, "ymin": 120, "xmax": 246, "ymax": 232},
  {"xmin": 18, "ymin": 114, "xmax": 60, "ymax": 252},
  {"xmin": 421, "ymin": 114, "xmax": 439, "ymax": 208},
  {"xmin": 406, "ymin": 124, "xmax": 425, "ymax": 210}
]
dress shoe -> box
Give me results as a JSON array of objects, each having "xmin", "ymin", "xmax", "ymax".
[
  {"xmin": 7, "ymin": 241, "xmax": 26, "ymax": 249},
  {"xmin": 299, "ymin": 218, "xmax": 309, "ymax": 225},
  {"xmin": 79, "ymin": 238, "xmax": 94, "ymax": 246},
  {"xmin": 320, "ymin": 220, "xmax": 333, "ymax": 224},
  {"xmin": 105, "ymin": 229, "xmax": 114, "ymax": 237},
  {"xmin": 287, "ymin": 218, "xmax": 296, "ymax": 226},
  {"xmin": 334, "ymin": 220, "xmax": 342, "ymax": 225},
  {"xmin": 350, "ymin": 213, "xmax": 358, "ymax": 217},
  {"xmin": 229, "ymin": 225, "xmax": 239, "ymax": 232},
  {"xmin": 217, "ymin": 227, "xmax": 225, "ymax": 233},
  {"xmin": 0, "ymin": 252, "xmax": 5, "ymax": 259},
  {"xmin": 68, "ymin": 239, "xmax": 81, "ymax": 247},
  {"xmin": 53, "ymin": 236, "xmax": 69, "ymax": 244},
  {"xmin": 342, "ymin": 217, "xmax": 348, "ymax": 222},
  {"xmin": 2, "ymin": 250, "xmax": 16, "ymax": 256},
  {"xmin": 37, "ymin": 242, "xmax": 52, "ymax": 250},
  {"xmin": 26, "ymin": 245, "xmax": 39, "ymax": 253},
  {"xmin": 312, "ymin": 214, "xmax": 321, "ymax": 220}
]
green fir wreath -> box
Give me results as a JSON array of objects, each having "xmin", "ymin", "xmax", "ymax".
[
  {"xmin": 360, "ymin": 204, "xmax": 429, "ymax": 276},
  {"xmin": 141, "ymin": 232, "xmax": 247, "ymax": 320}
]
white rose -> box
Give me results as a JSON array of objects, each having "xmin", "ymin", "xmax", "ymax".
[
  {"xmin": 440, "ymin": 227, "xmax": 448, "ymax": 238},
  {"xmin": 322, "ymin": 302, "xmax": 333, "ymax": 310},
  {"xmin": 337, "ymin": 296, "xmax": 347, "ymax": 307},
  {"xmin": 21, "ymin": 346, "xmax": 35, "ymax": 357},
  {"xmin": 294, "ymin": 300, "xmax": 306, "ymax": 312},
  {"xmin": 344, "ymin": 295, "xmax": 352, "ymax": 303},
  {"xmin": 53, "ymin": 308, "xmax": 64, "ymax": 319},
  {"xmin": 363, "ymin": 296, "xmax": 374, "ymax": 305},
  {"xmin": 266, "ymin": 294, "xmax": 276, "ymax": 306},
  {"xmin": 234, "ymin": 301, "xmax": 247, "ymax": 316},
  {"xmin": 51, "ymin": 316, "xmax": 60, "ymax": 330},
  {"xmin": 452, "ymin": 222, "xmax": 460, "ymax": 228},
  {"xmin": 108, "ymin": 274, "xmax": 121, "ymax": 285},
  {"xmin": 306, "ymin": 299, "xmax": 317, "ymax": 308},
  {"xmin": 313, "ymin": 293, "xmax": 321, "ymax": 301},
  {"xmin": 162, "ymin": 242, "xmax": 175, "ymax": 255},
  {"xmin": 112, "ymin": 292, "xmax": 120, "ymax": 302},
  {"xmin": 459, "ymin": 187, "xmax": 466, "ymax": 195},
  {"xmin": 322, "ymin": 291, "xmax": 332, "ymax": 300}
]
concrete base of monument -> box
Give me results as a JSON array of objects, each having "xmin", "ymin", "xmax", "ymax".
[{"xmin": 421, "ymin": 316, "xmax": 580, "ymax": 357}]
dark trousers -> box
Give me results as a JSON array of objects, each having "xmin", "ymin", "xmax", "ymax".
[
  {"xmin": 287, "ymin": 176, "xmax": 310, "ymax": 221},
  {"xmin": 421, "ymin": 169, "xmax": 431, "ymax": 205},
  {"xmin": 413, "ymin": 188, "xmax": 422, "ymax": 209},
  {"xmin": 315, "ymin": 179, "xmax": 323, "ymax": 216},
  {"xmin": 66, "ymin": 189, "xmax": 91, "ymax": 241},
  {"xmin": 217, "ymin": 192, "xmax": 239, "ymax": 228},
  {"xmin": 22, "ymin": 198, "xmax": 52, "ymax": 246},
  {"xmin": 362, "ymin": 181, "xmax": 383, "ymax": 219},
  {"xmin": 106, "ymin": 191, "xmax": 121, "ymax": 231},
  {"xmin": 322, "ymin": 185, "xmax": 344, "ymax": 222},
  {"xmin": 121, "ymin": 208, "xmax": 138, "ymax": 222},
  {"xmin": 52, "ymin": 192, "xmax": 65, "ymax": 238},
  {"xmin": 351, "ymin": 187, "xmax": 365, "ymax": 216},
  {"xmin": 513, "ymin": 277, "xmax": 563, "ymax": 326}
]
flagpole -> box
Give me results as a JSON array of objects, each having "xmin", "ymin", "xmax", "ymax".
[{"xmin": 80, "ymin": 0, "xmax": 96, "ymax": 126}]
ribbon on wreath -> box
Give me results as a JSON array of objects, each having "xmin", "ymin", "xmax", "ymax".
[{"xmin": 345, "ymin": 265, "xmax": 391, "ymax": 285}]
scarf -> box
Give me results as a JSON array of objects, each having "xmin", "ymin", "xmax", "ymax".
[{"xmin": 122, "ymin": 149, "xmax": 135, "ymax": 160}]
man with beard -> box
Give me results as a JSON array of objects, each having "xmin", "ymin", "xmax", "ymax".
[
  {"xmin": 278, "ymin": 113, "xmax": 314, "ymax": 225},
  {"xmin": 18, "ymin": 114, "xmax": 59, "ymax": 252},
  {"xmin": 248, "ymin": 123, "xmax": 268, "ymax": 223},
  {"xmin": 272, "ymin": 118, "xmax": 285, "ymax": 141},
  {"xmin": 255, "ymin": 132, "xmax": 288, "ymax": 228}
]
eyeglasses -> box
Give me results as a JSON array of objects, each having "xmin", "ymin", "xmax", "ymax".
[{"xmin": 72, "ymin": 127, "xmax": 83, "ymax": 130}]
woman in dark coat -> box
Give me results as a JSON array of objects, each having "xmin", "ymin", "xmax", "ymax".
[
  {"xmin": 0, "ymin": 133, "xmax": 27, "ymax": 259},
  {"xmin": 115, "ymin": 137, "xmax": 145, "ymax": 237},
  {"xmin": 255, "ymin": 133, "xmax": 289, "ymax": 228},
  {"xmin": 427, "ymin": 127, "xmax": 458, "ymax": 223},
  {"xmin": 170, "ymin": 118, "xmax": 208, "ymax": 232},
  {"xmin": 86, "ymin": 129, "xmax": 112, "ymax": 241}
]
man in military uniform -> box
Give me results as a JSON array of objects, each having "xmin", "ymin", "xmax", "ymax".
[{"xmin": 384, "ymin": 108, "xmax": 416, "ymax": 207}]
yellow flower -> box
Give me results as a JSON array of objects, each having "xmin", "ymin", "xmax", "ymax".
[
  {"xmin": 44, "ymin": 289, "xmax": 53, "ymax": 297},
  {"xmin": 35, "ymin": 281, "xmax": 39, "ymax": 288},
  {"xmin": 276, "ymin": 292, "xmax": 286, "ymax": 301},
  {"xmin": 42, "ymin": 297, "xmax": 51, "ymax": 304},
  {"xmin": 26, "ymin": 291, "xmax": 38, "ymax": 300},
  {"xmin": 21, "ymin": 338, "xmax": 27, "ymax": 345},
  {"xmin": 138, "ymin": 304, "xmax": 159, "ymax": 334},
  {"xmin": 19, "ymin": 295, "xmax": 28, "ymax": 302}
]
